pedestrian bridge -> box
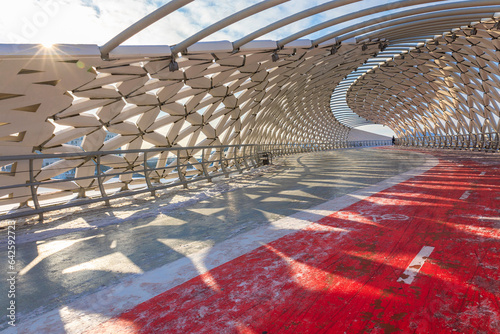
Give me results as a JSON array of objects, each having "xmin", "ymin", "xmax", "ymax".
[
  {"xmin": 0, "ymin": 1, "xmax": 499, "ymax": 333},
  {"xmin": 1, "ymin": 0, "xmax": 500, "ymax": 220}
]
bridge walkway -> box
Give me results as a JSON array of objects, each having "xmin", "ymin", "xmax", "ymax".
[{"xmin": 2, "ymin": 148, "xmax": 499, "ymax": 333}]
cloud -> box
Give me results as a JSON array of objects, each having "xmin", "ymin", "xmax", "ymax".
[{"xmin": 0, "ymin": 0, "xmax": 397, "ymax": 46}]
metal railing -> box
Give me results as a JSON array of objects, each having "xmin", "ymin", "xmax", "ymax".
[
  {"xmin": 0, "ymin": 140, "xmax": 391, "ymax": 221},
  {"xmin": 395, "ymin": 132, "xmax": 500, "ymax": 152}
]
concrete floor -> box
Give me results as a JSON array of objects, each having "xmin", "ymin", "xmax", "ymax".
[
  {"xmin": 0, "ymin": 148, "xmax": 428, "ymax": 330},
  {"xmin": 89, "ymin": 147, "xmax": 499, "ymax": 334}
]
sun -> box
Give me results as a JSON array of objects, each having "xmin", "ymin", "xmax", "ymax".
[{"xmin": 41, "ymin": 42, "xmax": 55, "ymax": 48}]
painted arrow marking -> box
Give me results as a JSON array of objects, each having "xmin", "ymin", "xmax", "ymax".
[{"xmin": 397, "ymin": 246, "xmax": 435, "ymax": 285}]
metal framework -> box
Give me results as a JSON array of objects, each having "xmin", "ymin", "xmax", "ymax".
[
  {"xmin": 0, "ymin": 0, "xmax": 499, "ymax": 217},
  {"xmin": 0, "ymin": 140, "xmax": 390, "ymax": 220},
  {"xmin": 348, "ymin": 18, "xmax": 500, "ymax": 144}
]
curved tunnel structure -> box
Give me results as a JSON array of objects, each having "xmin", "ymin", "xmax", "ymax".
[
  {"xmin": 0, "ymin": 0, "xmax": 499, "ymax": 215},
  {"xmin": 348, "ymin": 20, "xmax": 500, "ymax": 147}
]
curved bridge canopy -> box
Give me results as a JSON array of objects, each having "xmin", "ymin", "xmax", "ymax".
[{"xmin": 0, "ymin": 0, "xmax": 499, "ymax": 211}]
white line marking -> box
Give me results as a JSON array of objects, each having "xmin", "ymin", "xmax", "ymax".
[
  {"xmin": 480, "ymin": 171, "xmax": 486, "ymax": 176},
  {"xmin": 397, "ymin": 246, "xmax": 434, "ymax": 285},
  {"xmin": 459, "ymin": 190, "xmax": 472, "ymax": 200}
]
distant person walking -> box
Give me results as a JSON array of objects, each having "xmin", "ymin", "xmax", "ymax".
[{"xmin": 392, "ymin": 136, "xmax": 395, "ymax": 145}]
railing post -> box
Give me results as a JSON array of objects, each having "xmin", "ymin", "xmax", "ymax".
[
  {"xmin": 201, "ymin": 148, "xmax": 212, "ymax": 182},
  {"xmin": 219, "ymin": 147, "xmax": 229, "ymax": 177},
  {"xmin": 143, "ymin": 152, "xmax": 156, "ymax": 197},
  {"xmin": 242, "ymin": 145, "xmax": 250, "ymax": 169},
  {"xmin": 177, "ymin": 149, "xmax": 188, "ymax": 188},
  {"xmin": 256, "ymin": 145, "xmax": 261, "ymax": 166},
  {"xmin": 234, "ymin": 145, "xmax": 242, "ymax": 173},
  {"xmin": 96, "ymin": 155, "xmax": 110, "ymax": 206},
  {"xmin": 28, "ymin": 158, "xmax": 43, "ymax": 221}
]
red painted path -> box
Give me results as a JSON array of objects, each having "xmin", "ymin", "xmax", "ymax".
[{"xmin": 90, "ymin": 150, "xmax": 500, "ymax": 333}]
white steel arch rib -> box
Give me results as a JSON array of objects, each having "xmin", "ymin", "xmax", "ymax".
[{"xmin": 0, "ymin": 0, "xmax": 499, "ymax": 213}]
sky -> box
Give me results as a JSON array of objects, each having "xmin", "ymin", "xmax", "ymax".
[
  {"xmin": 0, "ymin": 0, "xmax": 461, "ymax": 137},
  {"xmin": 0, "ymin": 0, "xmax": 444, "ymax": 46}
]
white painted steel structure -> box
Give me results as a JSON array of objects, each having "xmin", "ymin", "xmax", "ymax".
[{"xmin": 1, "ymin": 0, "xmax": 499, "ymax": 215}]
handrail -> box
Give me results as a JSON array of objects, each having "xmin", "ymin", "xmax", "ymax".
[
  {"xmin": 0, "ymin": 144, "xmax": 260, "ymax": 162},
  {"xmin": 0, "ymin": 141, "xmax": 391, "ymax": 221},
  {"xmin": 395, "ymin": 132, "xmax": 500, "ymax": 152}
]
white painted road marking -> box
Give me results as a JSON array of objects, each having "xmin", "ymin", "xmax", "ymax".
[
  {"xmin": 397, "ymin": 246, "xmax": 435, "ymax": 285},
  {"xmin": 460, "ymin": 190, "xmax": 472, "ymax": 200},
  {"xmin": 371, "ymin": 214, "xmax": 409, "ymax": 223}
]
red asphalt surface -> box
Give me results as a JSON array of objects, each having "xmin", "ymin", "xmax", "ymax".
[{"xmin": 89, "ymin": 149, "xmax": 500, "ymax": 333}]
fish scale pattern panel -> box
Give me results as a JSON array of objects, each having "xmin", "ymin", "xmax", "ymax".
[
  {"xmin": 347, "ymin": 19, "xmax": 500, "ymax": 146},
  {"xmin": 0, "ymin": 40, "xmax": 380, "ymax": 209}
]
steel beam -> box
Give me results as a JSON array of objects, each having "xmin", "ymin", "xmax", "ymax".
[
  {"xmin": 311, "ymin": 0, "xmax": 498, "ymax": 46},
  {"xmin": 100, "ymin": 0, "xmax": 193, "ymax": 59},
  {"xmin": 171, "ymin": 0, "xmax": 289, "ymax": 55},
  {"xmin": 232, "ymin": 0, "xmax": 362, "ymax": 50},
  {"xmin": 277, "ymin": 0, "xmax": 447, "ymax": 48}
]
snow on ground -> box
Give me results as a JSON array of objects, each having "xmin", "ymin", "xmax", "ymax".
[{"xmin": 0, "ymin": 158, "xmax": 285, "ymax": 245}]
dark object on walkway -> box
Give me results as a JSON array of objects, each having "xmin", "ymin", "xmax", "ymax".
[
  {"xmin": 392, "ymin": 136, "xmax": 396, "ymax": 145},
  {"xmin": 259, "ymin": 152, "xmax": 272, "ymax": 165}
]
